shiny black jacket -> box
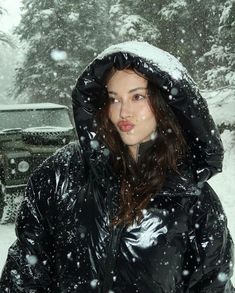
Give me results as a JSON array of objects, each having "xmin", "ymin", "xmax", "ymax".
[{"xmin": 0, "ymin": 41, "xmax": 234, "ymax": 292}]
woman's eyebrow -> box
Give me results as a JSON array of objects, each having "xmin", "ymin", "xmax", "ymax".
[
  {"xmin": 108, "ymin": 87, "xmax": 147, "ymax": 95},
  {"xmin": 128, "ymin": 87, "xmax": 147, "ymax": 93},
  {"xmin": 108, "ymin": 91, "xmax": 118, "ymax": 96}
]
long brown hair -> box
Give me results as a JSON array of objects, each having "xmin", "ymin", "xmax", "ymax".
[{"xmin": 95, "ymin": 68, "xmax": 187, "ymax": 226}]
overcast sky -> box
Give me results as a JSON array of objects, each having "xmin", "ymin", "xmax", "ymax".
[{"xmin": 0, "ymin": 0, "xmax": 22, "ymax": 33}]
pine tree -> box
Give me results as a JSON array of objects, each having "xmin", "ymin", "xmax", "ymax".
[
  {"xmin": 15, "ymin": 1, "xmax": 79, "ymax": 104},
  {"xmin": 202, "ymin": 0, "xmax": 235, "ymax": 88},
  {"xmin": 15, "ymin": 0, "xmax": 232, "ymax": 100},
  {"xmin": 0, "ymin": 5, "xmax": 13, "ymax": 46},
  {"xmin": 117, "ymin": 0, "xmax": 225, "ymax": 81},
  {"xmin": 148, "ymin": 0, "xmax": 224, "ymax": 78},
  {"xmin": 0, "ymin": 43, "xmax": 19, "ymax": 103},
  {"xmin": 14, "ymin": 0, "xmax": 117, "ymax": 105},
  {"xmin": 0, "ymin": 4, "xmax": 17, "ymax": 103},
  {"xmin": 109, "ymin": 0, "xmax": 160, "ymax": 43}
]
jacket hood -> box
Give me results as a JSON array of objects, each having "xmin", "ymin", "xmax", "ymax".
[{"xmin": 72, "ymin": 41, "xmax": 224, "ymax": 182}]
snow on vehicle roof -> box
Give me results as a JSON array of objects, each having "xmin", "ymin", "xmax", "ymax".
[
  {"xmin": 97, "ymin": 41, "xmax": 188, "ymax": 80},
  {"xmin": 24, "ymin": 126, "xmax": 74, "ymax": 132},
  {"xmin": 0, "ymin": 103, "xmax": 68, "ymax": 111}
]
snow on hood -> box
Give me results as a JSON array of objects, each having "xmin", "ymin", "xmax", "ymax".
[
  {"xmin": 97, "ymin": 41, "xmax": 187, "ymax": 80},
  {"xmin": 72, "ymin": 41, "xmax": 224, "ymax": 182}
]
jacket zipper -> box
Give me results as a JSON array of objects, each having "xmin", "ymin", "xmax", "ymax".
[
  {"xmin": 101, "ymin": 226, "xmax": 123, "ymax": 292},
  {"xmin": 100, "ymin": 180, "xmax": 124, "ymax": 293}
]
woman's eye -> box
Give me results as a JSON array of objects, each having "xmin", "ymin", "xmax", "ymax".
[
  {"xmin": 109, "ymin": 97, "xmax": 119, "ymax": 104},
  {"xmin": 133, "ymin": 94, "xmax": 145, "ymax": 101}
]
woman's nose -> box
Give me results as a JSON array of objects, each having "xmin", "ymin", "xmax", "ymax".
[{"xmin": 120, "ymin": 101, "xmax": 133, "ymax": 119}]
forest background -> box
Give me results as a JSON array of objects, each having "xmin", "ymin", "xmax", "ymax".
[{"xmin": 0, "ymin": 0, "xmax": 234, "ymax": 105}]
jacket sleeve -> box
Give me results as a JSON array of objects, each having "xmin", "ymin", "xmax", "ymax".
[
  {"xmin": 0, "ymin": 142, "xmax": 83, "ymax": 292},
  {"xmin": 186, "ymin": 183, "xmax": 234, "ymax": 292},
  {"xmin": 0, "ymin": 169, "xmax": 58, "ymax": 292}
]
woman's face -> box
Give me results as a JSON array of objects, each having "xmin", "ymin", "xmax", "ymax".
[{"xmin": 107, "ymin": 69, "xmax": 157, "ymax": 160}]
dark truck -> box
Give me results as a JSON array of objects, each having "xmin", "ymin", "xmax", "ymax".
[{"xmin": 0, "ymin": 103, "xmax": 76, "ymax": 223}]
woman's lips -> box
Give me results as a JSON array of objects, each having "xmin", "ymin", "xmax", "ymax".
[{"xmin": 117, "ymin": 121, "xmax": 135, "ymax": 132}]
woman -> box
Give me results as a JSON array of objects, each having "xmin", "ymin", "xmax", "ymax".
[{"xmin": 0, "ymin": 41, "xmax": 234, "ymax": 292}]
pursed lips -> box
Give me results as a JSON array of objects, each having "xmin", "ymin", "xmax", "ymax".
[{"xmin": 117, "ymin": 121, "xmax": 135, "ymax": 132}]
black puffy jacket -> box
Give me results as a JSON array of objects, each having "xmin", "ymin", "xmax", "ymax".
[{"xmin": 0, "ymin": 41, "xmax": 234, "ymax": 292}]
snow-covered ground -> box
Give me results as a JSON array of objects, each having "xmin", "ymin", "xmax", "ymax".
[
  {"xmin": 0, "ymin": 88, "xmax": 234, "ymax": 284},
  {"xmin": 0, "ymin": 223, "xmax": 16, "ymax": 271}
]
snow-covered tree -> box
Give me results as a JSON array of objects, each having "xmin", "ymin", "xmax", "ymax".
[
  {"xmin": 0, "ymin": 4, "xmax": 19, "ymax": 104},
  {"xmin": 14, "ymin": 1, "xmax": 84, "ymax": 105},
  {"xmin": 14, "ymin": 0, "xmax": 163, "ymax": 105},
  {"xmin": 0, "ymin": 43, "xmax": 19, "ymax": 104},
  {"xmin": 109, "ymin": 1, "xmax": 160, "ymax": 43},
  {"xmin": 15, "ymin": 0, "xmax": 232, "ymax": 100},
  {"xmin": 202, "ymin": 0, "xmax": 235, "ymax": 88},
  {"xmin": 14, "ymin": 0, "xmax": 119, "ymax": 105},
  {"xmin": 155, "ymin": 0, "xmax": 226, "ymax": 78},
  {"xmin": 0, "ymin": 5, "xmax": 13, "ymax": 46},
  {"xmin": 121, "ymin": 0, "xmax": 225, "ymax": 80}
]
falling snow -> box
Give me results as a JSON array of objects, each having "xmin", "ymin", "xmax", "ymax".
[
  {"xmin": 50, "ymin": 49, "xmax": 67, "ymax": 62},
  {"xmin": 90, "ymin": 279, "xmax": 99, "ymax": 289}
]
